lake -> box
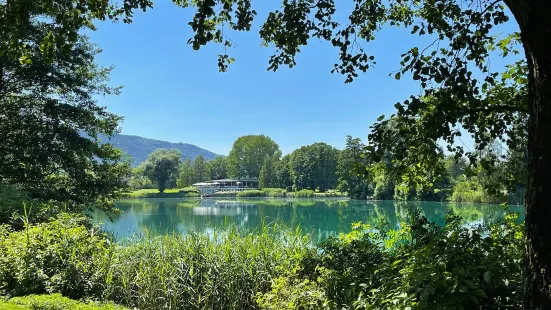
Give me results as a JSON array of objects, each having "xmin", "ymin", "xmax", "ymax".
[{"xmin": 93, "ymin": 198, "xmax": 524, "ymax": 242}]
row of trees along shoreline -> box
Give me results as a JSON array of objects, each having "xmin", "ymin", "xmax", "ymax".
[{"xmin": 130, "ymin": 134, "xmax": 525, "ymax": 204}]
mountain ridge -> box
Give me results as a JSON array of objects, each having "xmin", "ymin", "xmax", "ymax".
[{"xmin": 102, "ymin": 134, "xmax": 219, "ymax": 167}]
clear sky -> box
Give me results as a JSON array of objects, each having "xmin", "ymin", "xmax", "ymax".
[{"xmin": 90, "ymin": 1, "xmax": 519, "ymax": 156}]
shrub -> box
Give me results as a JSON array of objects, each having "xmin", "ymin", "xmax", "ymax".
[
  {"xmin": 256, "ymin": 273, "xmax": 330, "ymax": 310},
  {"xmin": 261, "ymin": 188, "xmax": 287, "ymax": 197},
  {"xmin": 237, "ymin": 190, "xmax": 266, "ymax": 197},
  {"xmin": 126, "ymin": 188, "xmax": 198, "ymax": 198},
  {"xmin": 8, "ymin": 294, "xmax": 127, "ymax": 310},
  {"xmin": 0, "ymin": 214, "xmax": 111, "ymax": 299},
  {"xmin": 287, "ymin": 190, "xmax": 315, "ymax": 198},
  {"xmin": 258, "ymin": 209, "xmax": 524, "ymax": 310}
]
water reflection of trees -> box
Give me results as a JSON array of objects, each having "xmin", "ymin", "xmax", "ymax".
[{"xmin": 95, "ymin": 199, "xmax": 523, "ymax": 243}]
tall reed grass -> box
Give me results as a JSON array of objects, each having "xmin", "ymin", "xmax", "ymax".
[{"xmin": 0, "ymin": 215, "xmax": 310, "ymax": 310}]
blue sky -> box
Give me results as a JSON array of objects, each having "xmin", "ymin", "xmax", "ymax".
[{"xmin": 90, "ymin": 1, "xmax": 519, "ymax": 156}]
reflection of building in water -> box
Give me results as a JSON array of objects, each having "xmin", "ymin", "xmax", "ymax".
[
  {"xmin": 199, "ymin": 199, "xmax": 257, "ymax": 208},
  {"xmin": 194, "ymin": 199, "xmax": 258, "ymax": 217},
  {"xmin": 193, "ymin": 178, "xmax": 259, "ymax": 196}
]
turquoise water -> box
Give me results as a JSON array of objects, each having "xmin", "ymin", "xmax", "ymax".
[{"xmin": 93, "ymin": 198, "xmax": 524, "ymax": 242}]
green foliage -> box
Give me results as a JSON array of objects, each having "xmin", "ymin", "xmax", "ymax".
[
  {"xmin": 259, "ymin": 210, "xmax": 524, "ymax": 310},
  {"xmin": 0, "ymin": 0, "xmax": 152, "ymax": 63},
  {"xmin": 0, "ymin": 215, "xmax": 309, "ymax": 310},
  {"xmin": 177, "ymin": 159, "xmax": 195, "ymax": 188},
  {"xmin": 287, "ymin": 190, "xmax": 315, "ymax": 198},
  {"xmin": 8, "ymin": 294, "xmax": 127, "ymax": 310},
  {"xmin": 228, "ymin": 135, "xmax": 281, "ymax": 179},
  {"xmin": 192, "ymin": 155, "xmax": 209, "ymax": 184},
  {"xmin": 102, "ymin": 226, "xmax": 308, "ymax": 310},
  {"xmin": 0, "ymin": 29, "xmax": 131, "ymax": 216},
  {"xmin": 261, "ymin": 188, "xmax": 288, "ymax": 197},
  {"xmin": 177, "ymin": 156, "xmax": 227, "ymax": 187},
  {"xmin": 259, "ymin": 157, "xmax": 277, "ymax": 189},
  {"xmin": 0, "ymin": 214, "xmax": 111, "ymax": 299},
  {"xmin": 236, "ymin": 190, "xmax": 266, "ymax": 197},
  {"xmin": 141, "ymin": 149, "xmax": 182, "ymax": 193},
  {"xmin": 337, "ymin": 136, "xmax": 372, "ymax": 199},
  {"xmin": 256, "ymin": 273, "xmax": 330, "ymax": 310},
  {"xmin": 126, "ymin": 188, "xmax": 198, "ymax": 198},
  {"xmin": 451, "ymin": 176, "xmax": 505, "ymax": 204},
  {"xmin": 208, "ymin": 156, "xmax": 228, "ymax": 180},
  {"xmin": 0, "ymin": 184, "xmax": 34, "ymax": 226},
  {"xmin": 290, "ymin": 143, "xmax": 339, "ymax": 192},
  {"xmin": 0, "ymin": 300, "xmax": 28, "ymax": 309},
  {"xmin": 273, "ymin": 155, "xmax": 293, "ymax": 190}
]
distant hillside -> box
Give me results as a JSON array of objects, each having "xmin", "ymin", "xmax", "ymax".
[{"xmin": 102, "ymin": 134, "xmax": 219, "ymax": 167}]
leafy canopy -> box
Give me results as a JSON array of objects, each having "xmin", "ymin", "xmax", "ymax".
[
  {"xmin": 228, "ymin": 135, "xmax": 281, "ymax": 179},
  {"xmin": 0, "ymin": 13, "xmax": 131, "ymax": 220},
  {"xmin": 141, "ymin": 149, "xmax": 182, "ymax": 193}
]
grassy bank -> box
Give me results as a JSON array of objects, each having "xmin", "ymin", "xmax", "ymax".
[
  {"xmin": 126, "ymin": 187, "xmax": 199, "ymax": 198},
  {"xmin": 1, "ymin": 294, "xmax": 126, "ymax": 310}
]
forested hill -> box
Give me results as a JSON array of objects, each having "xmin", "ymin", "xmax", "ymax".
[{"xmin": 102, "ymin": 134, "xmax": 219, "ymax": 167}]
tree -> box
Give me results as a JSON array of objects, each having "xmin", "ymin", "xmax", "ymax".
[
  {"xmin": 208, "ymin": 156, "xmax": 228, "ymax": 180},
  {"xmin": 177, "ymin": 159, "xmax": 195, "ymax": 188},
  {"xmin": 289, "ymin": 142, "xmax": 339, "ymax": 192},
  {"xmin": 259, "ymin": 156, "xmax": 277, "ymax": 188},
  {"xmin": 0, "ymin": 0, "xmax": 153, "ymax": 66},
  {"xmin": 142, "ymin": 149, "xmax": 182, "ymax": 193},
  {"xmin": 227, "ymin": 135, "xmax": 281, "ymax": 179},
  {"xmin": 337, "ymin": 136, "xmax": 372, "ymax": 199},
  {"xmin": 274, "ymin": 154, "xmax": 292, "ymax": 189},
  {"xmin": 0, "ymin": 18, "xmax": 131, "ymax": 219},
  {"xmin": 193, "ymin": 155, "xmax": 210, "ymax": 183},
  {"xmin": 444, "ymin": 156, "xmax": 469, "ymax": 181}
]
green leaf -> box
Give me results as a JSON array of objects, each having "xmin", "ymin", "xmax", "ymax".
[{"xmin": 474, "ymin": 289, "xmax": 488, "ymax": 299}]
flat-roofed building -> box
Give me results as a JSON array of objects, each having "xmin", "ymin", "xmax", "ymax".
[{"xmin": 192, "ymin": 178, "xmax": 259, "ymax": 196}]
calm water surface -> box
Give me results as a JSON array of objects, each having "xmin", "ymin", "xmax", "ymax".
[{"xmin": 93, "ymin": 198, "xmax": 524, "ymax": 242}]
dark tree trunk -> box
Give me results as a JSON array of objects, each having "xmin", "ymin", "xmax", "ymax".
[{"xmin": 506, "ymin": 0, "xmax": 551, "ymax": 308}]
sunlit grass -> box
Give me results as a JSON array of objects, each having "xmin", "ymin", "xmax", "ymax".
[{"xmin": 126, "ymin": 187, "xmax": 198, "ymax": 198}]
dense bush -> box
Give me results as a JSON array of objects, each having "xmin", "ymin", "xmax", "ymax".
[
  {"xmin": 0, "ymin": 183, "xmax": 31, "ymax": 226},
  {"xmin": 8, "ymin": 294, "xmax": 127, "ymax": 310},
  {"xmin": 237, "ymin": 190, "xmax": 265, "ymax": 197},
  {"xmin": 0, "ymin": 216, "xmax": 309, "ymax": 310},
  {"xmin": 261, "ymin": 188, "xmax": 287, "ymax": 197},
  {"xmin": 450, "ymin": 177, "xmax": 505, "ymax": 203},
  {"xmin": 258, "ymin": 209, "xmax": 524, "ymax": 310},
  {"xmin": 126, "ymin": 188, "xmax": 199, "ymax": 198},
  {"xmin": 0, "ymin": 215, "xmax": 111, "ymax": 299},
  {"xmin": 287, "ymin": 189, "xmax": 315, "ymax": 198}
]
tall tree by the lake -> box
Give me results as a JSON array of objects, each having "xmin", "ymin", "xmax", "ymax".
[
  {"xmin": 337, "ymin": 136, "xmax": 372, "ymax": 199},
  {"xmin": 141, "ymin": 149, "xmax": 182, "ymax": 193},
  {"xmin": 227, "ymin": 135, "xmax": 281, "ymax": 179},
  {"xmin": 290, "ymin": 142, "xmax": 339, "ymax": 192},
  {"xmin": 208, "ymin": 156, "xmax": 228, "ymax": 181},
  {"xmin": 0, "ymin": 7, "xmax": 133, "ymax": 221}
]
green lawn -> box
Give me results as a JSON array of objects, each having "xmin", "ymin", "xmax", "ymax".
[{"xmin": 0, "ymin": 301, "xmax": 29, "ymax": 310}]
